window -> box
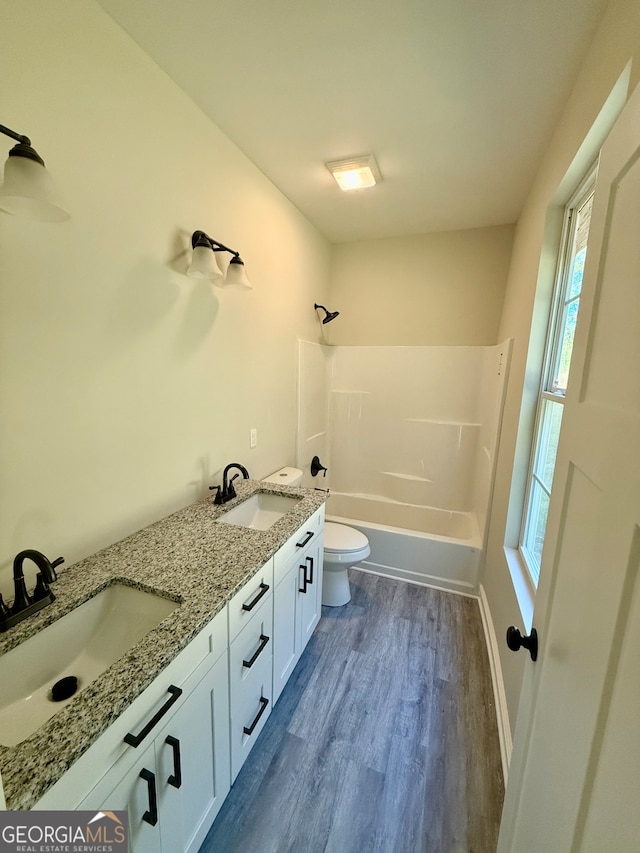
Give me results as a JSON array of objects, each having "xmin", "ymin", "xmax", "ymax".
[{"xmin": 520, "ymin": 165, "xmax": 596, "ymax": 586}]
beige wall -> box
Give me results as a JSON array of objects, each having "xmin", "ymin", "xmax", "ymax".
[
  {"xmin": 0, "ymin": 1, "xmax": 331, "ymax": 597},
  {"xmin": 482, "ymin": 0, "xmax": 640, "ymax": 731},
  {"xmin": 326, "ymin": 225, "xmax": 514, "ymax": 346}
]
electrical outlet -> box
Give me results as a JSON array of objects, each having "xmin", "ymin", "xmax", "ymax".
[{"xmin": 250, "ymin": 428, "xmax": 257, "ymax": 448}]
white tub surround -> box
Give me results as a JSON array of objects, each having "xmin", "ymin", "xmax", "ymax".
[
  {"xmin": 327, "ymin": 494, "xmax": 481, "ymax": 594},
  {"xmin": 298, "ymin": 341, "xmax": 511, "ymax": 591}
]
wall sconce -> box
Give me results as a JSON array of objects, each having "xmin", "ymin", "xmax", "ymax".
[
  {"xmin": 0, "ymin": 122, "xmax": 69, "ymax": 222},
  {"xmin": 314, "ymin": 303, "xmax": 340, "ymax": 324},
  {"xmin": 187, "ymin": 230, "xmax": 252, "ymax": 290}
]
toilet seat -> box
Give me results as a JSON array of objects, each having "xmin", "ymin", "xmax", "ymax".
[{"xmin": 324, "ymin": 522, "xmax": 369, "ymax": 554}]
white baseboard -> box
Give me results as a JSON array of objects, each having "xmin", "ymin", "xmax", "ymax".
[{"xmin": 478, "ymin": 583, "xmax": 512, "ymax": 784}]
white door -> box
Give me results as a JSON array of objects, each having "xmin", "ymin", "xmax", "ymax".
[{"xmin": 498, "ymin": 81, "xmax": 640, "ymax": 851}]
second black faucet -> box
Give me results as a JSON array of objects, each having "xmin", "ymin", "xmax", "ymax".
[{"xmin": 210, "ymin": 462, "xmax": 250, "ymax": 505}]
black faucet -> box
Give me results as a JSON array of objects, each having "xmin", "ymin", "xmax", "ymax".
[
  {"xmin": 210, "ymin": 463, "xmax": 250, "ymax": 505},
  {"xmin": 0, "ymin": 549, "xmax": 64, "ymax": 632}
]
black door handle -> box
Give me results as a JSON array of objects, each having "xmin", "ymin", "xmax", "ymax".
[
  {"xmin": 506, "ymin": 626, "xmax": 538, "ymax": 661},
  {"xmin": 139, "ymin": 768, "xmax": 158, "ymax": 826},
  {"xmin": 299, "ymin": 564, "xmax": 308, "ymax": 593},
  {"xmin": 165, "ymin": 735, "xmax": 182, "ymax": 789},
  {"xmin": 242, "ymin": 581, "xmax": 270, "ymax": 612},
  {"xmin": 242, "ymin": 634, "xmax": 270, "ymax": 668},
  {"xmin": 305, "ymin": 555, "xmax": 314, "ymax": 585},
  {"xmin": 124, "ymin": 685, "xmax": 183, "ymax": 747},
  {"xmin": 296, "ymin": 531, "xmax": 314, "ymax": 548},
  {"xmin": 243, "ymin": 696, "xmax": 269, "ymax": 736}
]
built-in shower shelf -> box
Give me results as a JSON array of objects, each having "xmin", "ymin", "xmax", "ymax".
[
  {"xmin": 381, "ymin": 471, "xmax": 432, "ymax": 483},
  {"xmin": 406, "ymin": 418, "xmax": 481, "ymax": 427},
  {"xmin": 330, "ymin": 389, "xmax": 372, "ymax": 395}
]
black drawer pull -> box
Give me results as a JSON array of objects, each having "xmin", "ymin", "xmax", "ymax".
[
  {"xmin": 243, "ymin": 633, "xmax": 270, "ymax": 668},
  {"xmin": 306, "ymin": 555, "xmax": 314, "ymax": 585},
  {"xmin": 296, "ymin": 530, "xmax": 314, "ymax": 548},
  {"xmin": 242, "ymin": 581, "xmax": 270, "ymax": 612},
  {"xmin": 140, "ymin": 768, "xmax": 158, "ymax": 826},
  {"xmin": 243, "ymin": 696, "xmax": 269, "ymax": 736},
  {"xmin": 165, "ymin": 735, "xmax": 182, "ymax": 788},
  {"xmin": 299, "ymin": 564, "xmax": 308, "ymax": 594},
  {"xmin": 124, "ymin": 685, "xmax": 183, "ymax": 747}
]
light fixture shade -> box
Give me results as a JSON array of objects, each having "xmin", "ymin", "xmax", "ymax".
[
  {"xmin": 0, "ymin": 151, "xmax": 69, "ymax": 222},
  {"xmin": 326, "ymin": 155, "xmax": 381, "ymax": 191},
  {"xmin": 223, "ymin": 256, "xmax": 253, "ymax": 290},
  {"xmin": 187, "ymin": 243, "xmax": 224, "ymax": 281}
]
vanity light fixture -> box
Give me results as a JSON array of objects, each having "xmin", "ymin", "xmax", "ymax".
[
  {"xmin": 0, "ymin": 122, "xmax": 69, "ymax": 221},
  {"xmin": 187, "ymin": 230, "xmax": 252, "ymax": 290},
  {"xmin": 326, "ymin": 155, "xmax": 381, "ymax": 191},
  {"xmin": 314, "ymin": 303, "xmax": 340, "ymax": 324}
]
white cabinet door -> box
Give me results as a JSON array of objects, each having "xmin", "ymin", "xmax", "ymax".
[
  {"xmin": 80, "ymin": 652, "xmax": 230, "ymax": 853},
  {"xmin": 298, "ymin": 536, "xmax": 323, "ymax": 648},
  {"xmin": 80, "ymin": 742, "xmax": 161, "ymax": 853},
  {"xmin": 273, "ymin": 516, "xmax": 324, "ymax": 705},
  {"xmin": 156, "ymin": 651, "xmax": 230, "ymax": 853},
  {"xmin": 273, "ymin": 560, "xmax": 302, "ymax": 704}
]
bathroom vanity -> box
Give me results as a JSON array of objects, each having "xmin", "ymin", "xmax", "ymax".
[{"xmin": 0, "ymin": 480, "xmax": 325, "ymax": 853}]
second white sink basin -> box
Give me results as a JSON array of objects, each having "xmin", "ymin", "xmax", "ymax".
[
  {"xmin": 0, "ymin": 583, "xmax": 179, "ymax": 746},
  {"xmin": 217, "ymin": 492, "xmax": 301, "ymax": 531}
]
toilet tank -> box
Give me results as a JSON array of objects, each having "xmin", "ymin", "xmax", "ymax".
[{"xmin": 261, "ymin": 467, "xmax": 304, "ymax": 487}]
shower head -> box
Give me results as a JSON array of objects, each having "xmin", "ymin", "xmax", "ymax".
[{"xmin": 314, "ymin": 303, "xmax": 340, "ymax": 324}]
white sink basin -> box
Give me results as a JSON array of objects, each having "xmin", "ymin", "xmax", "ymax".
[
  {"xmin": 0, "ymin": 583, "xmax": 179, "ymax": 746},
  {"xmin": 217, "ymin": 492, "xmax": 301, "ymax": 531}
]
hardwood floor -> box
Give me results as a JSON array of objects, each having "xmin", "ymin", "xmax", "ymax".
[{"xmin": 199, "ymin": 569, "xmax": 504, "ymax": 853}]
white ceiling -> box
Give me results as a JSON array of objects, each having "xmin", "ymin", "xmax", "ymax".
[{"xmin": 97, "ymin": 0, "xmax": 607, "ymax": 243}]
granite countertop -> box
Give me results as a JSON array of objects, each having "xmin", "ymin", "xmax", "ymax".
[{"xmin": 0, "ymin": 479, "xmax": 326, "ymax": 810}]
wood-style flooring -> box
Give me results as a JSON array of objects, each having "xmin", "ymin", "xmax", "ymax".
[{"xmin": 199, "ymin": 569, "xmax": 504, "ymax": 853}]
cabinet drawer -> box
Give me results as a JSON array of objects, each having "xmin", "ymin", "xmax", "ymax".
[
  {"xmin": 228, "ymin": 559, "xmax": 273, "ymax": 641},
  {"xmin": 229, "ymin": 641, "xmax": 272, "ymax": 781},
  {"xmin": 273, "ymin": 505, "xmax": 324, "ymax": 586},
  {"xmin": 229, "ymin": 593, "xmax": 273, "ymax": 689}
]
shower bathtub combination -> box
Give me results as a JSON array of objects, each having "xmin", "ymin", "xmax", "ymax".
[
  {"xmin": 298, "ymin": 340, "xmax": 512, "ymax": 595},
  {"xmin": 326, "ymin": 492, "xmax": 482, "ymax": 593}
]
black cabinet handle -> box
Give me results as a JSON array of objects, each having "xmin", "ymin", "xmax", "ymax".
[
  {"xmin": 165, "ymin": 735, "xmax": 182, "ymax": 789},
  {"xmin": 296, "ymin": 531, "xmax": 314, "ymax": 548},
  {"xmin": 243, "ymin": 696, "xmax": 269, "ymax": 736},
  {"xmin": 506, "ymin": 626, "xmax": 538, "ymax": 661},
  {"xmin": 305, "ymin": 555, "xmax": 314, "ymax": 585},
  {"xmin": 140, "ymin": 768, "xmax": 158, "ymax": 826},
  {"xmin": 242, "ymin": 634, "xmax": 270, "ymax": 668},
  {"xmin": 242, "ymin": 581, "xmax": 270, "ymax": 612},
  {"xmin": 124, "ymin": 685, "xmax": 183, "ymax": 747},
  {"xmin": 299, "ymin": 564, "xmax": 308, "ymax": 594}
]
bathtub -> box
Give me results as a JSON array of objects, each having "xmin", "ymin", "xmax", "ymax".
[{"xmin": 326, "ymin": 492, "xmax": 482, "ymax": 594}]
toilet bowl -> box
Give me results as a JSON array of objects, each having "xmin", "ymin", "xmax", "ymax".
[
  {"xmin": 261, "ymin": 467, "xmax": 371, "ymax": 607},
  {"xmin": 322, "ymin": 521, "xmax": 370, "ymax": 607}
]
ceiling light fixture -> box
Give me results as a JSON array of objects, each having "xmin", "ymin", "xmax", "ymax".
[
  {"xmin": 326, "ymin": 155, "xmax": 381, "ymax": 191},
  {"xmin": 0, "ymin": 122, "xmax": 69, "ymax": 221},
  {"xmin": 187, "ymin": 230, "xmax": 252, "ymax": 290}
]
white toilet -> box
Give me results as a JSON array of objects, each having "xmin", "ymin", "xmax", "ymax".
[
  {"xmin": 262, "ymin": 467, "xmax": 371, "ymax": 608},
  {"xmin": 322, "ymin": 521, "xmax": 370, "ymax": 607}
]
